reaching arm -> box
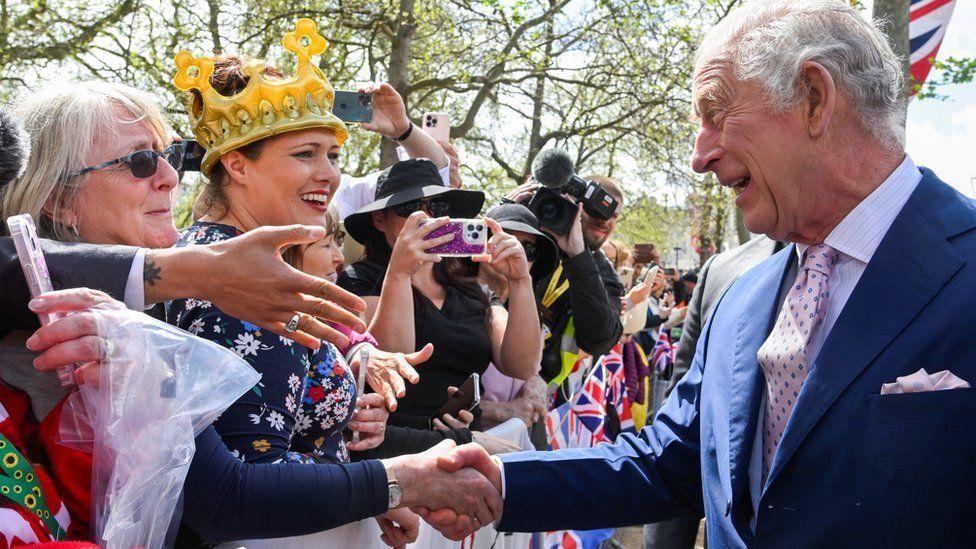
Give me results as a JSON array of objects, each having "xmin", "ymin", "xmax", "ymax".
[{"xmin": 182, "ymin": 426, "xmax": 388, "ymax": 542}]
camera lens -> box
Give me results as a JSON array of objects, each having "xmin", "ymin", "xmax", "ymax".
[{"xmin": 540, "ymin": 199, "xmax": 559, "ymax": 222}]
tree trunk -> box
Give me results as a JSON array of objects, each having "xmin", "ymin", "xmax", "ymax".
[
  {"xmin": 382, "ymin": 0, "xmax": 416, "ymax": 168},
  {"xmin": 873, "ymin": 0, "xmax": 911, "ymax": 122},
  {"xmin": 522, "ymin": 0, "xmax": 556, "ymax": 179}
]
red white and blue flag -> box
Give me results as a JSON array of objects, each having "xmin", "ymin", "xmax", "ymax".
[
  {"xmin": 909, "ymin": 0, "xmax": 956, "ymax": 94},
  {"xmin": 542, "ymin": 347, "xmax": 635, "ymax": 549},
  {"xmin": 650, "ymin": 330, "xmax": 675, "ymax": 375}
]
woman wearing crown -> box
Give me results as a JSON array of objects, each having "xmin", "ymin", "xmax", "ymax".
[{"xmin": 166, "ymin": 18, "xmax": 458, "ymax": 546}]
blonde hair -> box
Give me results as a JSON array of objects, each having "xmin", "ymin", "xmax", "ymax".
[{"xmin": 0, "ymin": 81, "xmax": 171, "ymax": 241}]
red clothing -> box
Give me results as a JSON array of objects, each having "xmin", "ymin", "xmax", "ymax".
[{"xmin": 0, "ymin": 384, "xmax": 91, "ymax": 546}]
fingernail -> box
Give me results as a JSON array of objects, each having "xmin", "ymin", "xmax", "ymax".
[
  {"xmin": 307, "ymin": 227, "xmax": 326, "ymax": 238},
  {"xmin": 28, "ymin": 298, "xmax": 46, "ymax": 311},
  {"xmin": 26, "ymin": 334, "xmax": 40, "ymax": 350}
]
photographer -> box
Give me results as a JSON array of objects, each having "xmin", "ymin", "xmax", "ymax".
[{"xmin": 505, "ymin": 174, "xmax": 625, "ymax": 386}]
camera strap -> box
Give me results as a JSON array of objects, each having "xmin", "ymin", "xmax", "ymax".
[{"xmin": 541, "ymin": 262, "xmax": 570, "ymax": 309}]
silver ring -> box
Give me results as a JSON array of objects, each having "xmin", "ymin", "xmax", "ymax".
[{"xmin": 284, "ymin": 314, "xmax": 301, "ymax": 333}]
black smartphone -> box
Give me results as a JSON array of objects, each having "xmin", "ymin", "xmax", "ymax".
[
  {"xmin": 333, "ymin": 91, "xmax": 373, "ymax": 123},
  {"xmin": 430, "ymin": 373, "xmax": 481, "ymax": 427}
]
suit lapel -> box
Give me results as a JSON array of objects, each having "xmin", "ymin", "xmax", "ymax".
[
  {"xmin": 727, "ymin": 247, "xmax": 794, "ymax": 508},
  {"xmin": 766, "ymin": 173, "xmax": 971, "ymax": 486}
]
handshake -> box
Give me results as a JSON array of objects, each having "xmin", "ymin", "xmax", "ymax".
[{"xmin": 381, "ymin": 440, "xmax": 506, "ymax": 541}]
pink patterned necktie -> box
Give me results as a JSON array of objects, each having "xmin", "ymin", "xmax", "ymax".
[{"xmin": 757, "ymin": 243, "xmax": 838, "ymax": 481}]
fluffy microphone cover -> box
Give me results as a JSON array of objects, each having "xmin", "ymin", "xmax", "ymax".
[
  {"xmin": 531, "ymin": 148, "xmax": 575, "ymax": 188},
  {"xmin": 0, "ymin": 109, "xmax": 30, "ymax": 190}
]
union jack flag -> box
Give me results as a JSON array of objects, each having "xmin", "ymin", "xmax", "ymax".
[
  {"xmin": 651, "ymin": 330, "xmax": 675, "ymax": 375},
  {"xmin": 542, "ymin": 347, "xmax": 634, "ymax": 549},
  {"xmin": 909, "ymin": 0, "xmax": 956, "ymax": 94}
]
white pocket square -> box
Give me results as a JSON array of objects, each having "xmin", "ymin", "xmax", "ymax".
[{"xmin": 880, "ymin": 368, "xmax": 971, "ymax": 395}]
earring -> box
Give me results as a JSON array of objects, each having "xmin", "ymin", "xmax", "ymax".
[{"xmin": 69, "ymin": 224, "xmax": 80, "ymax": 237}]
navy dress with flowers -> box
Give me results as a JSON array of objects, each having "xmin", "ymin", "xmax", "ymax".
[{"xmin": 167, "ymin": 222, "xmax": 356, "ymax": 464}]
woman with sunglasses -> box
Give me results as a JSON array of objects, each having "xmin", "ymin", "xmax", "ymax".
[{"xmin": 341, "ymin": 159, "xmax": 544, "ymax": 432}]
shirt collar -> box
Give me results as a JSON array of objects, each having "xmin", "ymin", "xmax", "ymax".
[{"xmin": 797, "ymin": 154, "xmax": 921, "ymax": 265}]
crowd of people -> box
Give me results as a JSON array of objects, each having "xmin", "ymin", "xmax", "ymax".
[
  {"xmin": 1, "ymin": 0, "xmax": 974, "ymax": 547},
  {"xmin": 0, "ymin": 15, "xmax": 690, "ymax": 549}
]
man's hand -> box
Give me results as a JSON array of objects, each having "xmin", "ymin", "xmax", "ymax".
[
  {"xmin": 25, "ymin": 288, "xmax": 127, "ymax": 387},
  {"xmin": 149, "ymin": 225, "xmax": 368, "ymax": 350},
  {"xmin": 375, "ymin": 508, "xmax": 420, "ymax": 548},
  {"xmin": 350, "ymin": 343, "xmax": 433, "ymax": 411},
  {"xmin": 504, "ymin": 182, "xmax": 539, "ymax": 205},
  {"xmin": 553, "ymin": 204, "xmax": 585, "ymax": 257},
  {"xmin": 418, "ymin": 443, "xmax": 504, "ymax": 540},
  {"xmin": 383, "ymin": 440, "xmax": 502, "ymax": 537},
  {"xmin": 346, "ymin": 393, "xmax": 389, "ymax": 451}
]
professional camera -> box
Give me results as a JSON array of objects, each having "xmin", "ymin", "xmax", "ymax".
[{"xmin": 525, "ymin": 148, "xmax": 619, "ymax": 235}]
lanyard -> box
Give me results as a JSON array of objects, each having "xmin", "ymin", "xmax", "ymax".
[
  {"xmin": 541, "ymin": 262, "xmax": 570, "ymax": 309},
  {"xmin": 0, "ymin": 434, "xmax": 65, "ymax": 540}
]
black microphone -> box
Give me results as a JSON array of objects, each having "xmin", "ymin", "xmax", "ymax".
[
  {"xmin": 531, "ymin": 148, "xmax": 575, "ymax": 189},
  {"xmin": 0, "ymin": 109, "xmax": 30, "ymax": 191}
]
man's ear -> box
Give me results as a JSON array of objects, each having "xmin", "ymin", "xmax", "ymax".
[
  {"xmin": 220, "ymin": 150, "xmax": 249, "ymax": 185},
  {"xmin": 799, "ymin": 61, "xmax": 836, "ymax": 140}
]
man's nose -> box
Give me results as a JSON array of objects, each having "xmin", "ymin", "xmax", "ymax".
[{"xmin": 690, "ymin": 126, "xmax": 722, "ymax": 174}]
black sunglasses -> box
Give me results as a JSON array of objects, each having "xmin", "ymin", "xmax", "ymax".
[
  {"xmin": 72, "ymin": 142, "xmax": 185, "ymax": 179},
  {"xmin": 522, "ymin": 240, "xmax": 539, "ymax": 262},
  {"xmin": 392, "ymin": 197, "xmax": 452, "ymax": 218}
]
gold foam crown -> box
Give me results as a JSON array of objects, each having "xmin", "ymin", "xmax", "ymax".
[{"xmin": 173, "ymin": 18, "xmax": 348, "ymax": 176}]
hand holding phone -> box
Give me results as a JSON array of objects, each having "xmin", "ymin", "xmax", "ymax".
[
  {"xmin": 430, "ymin": 373, "xmax": 480, "ymax": 428},
  {"xmin": 6, "ymin": 214, "xmax": 76, "ymax": 387},
  {"xmin": 422, "ymin": 218, "xmax": 487, "ymax": 257}
]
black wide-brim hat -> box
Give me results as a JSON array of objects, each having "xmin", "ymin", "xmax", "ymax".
[
  {"xmin": 345, "ymin": 158, "xmax": 485, "ymax": 245},
  {"xmin": 486, "ymin": 203, "xmax": 559, "ymax": 281}
]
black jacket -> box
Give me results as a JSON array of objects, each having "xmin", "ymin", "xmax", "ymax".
[
  {"xmin": 1, "ymin": 237, "xmax": 136, "ymax": 336},
  {"xmin": 537, "ymin": 249, "xmax": 623, "ymax": 382}
]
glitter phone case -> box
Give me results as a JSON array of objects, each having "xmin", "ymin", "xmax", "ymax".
[{"xmin": 422, "ymin": 218, "xmax": 487, "ymax": 257}]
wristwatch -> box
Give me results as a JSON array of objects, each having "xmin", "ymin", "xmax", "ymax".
[{"xmin": 386, "ymin": 465, "xmax": 403, "ymax": 509}]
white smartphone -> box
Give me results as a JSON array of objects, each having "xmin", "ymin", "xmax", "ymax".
[
  {"xmin": 421, "ymin": 112, "xmax": 451, "ymax": 142},
  {"xmin": 5, "ymin": 214, "xmax": 76, "ymax": 387}
]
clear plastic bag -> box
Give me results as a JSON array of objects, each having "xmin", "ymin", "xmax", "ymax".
[{"xmin": 59, "ymin": 308, "xmax": 260, "ymax": 549}]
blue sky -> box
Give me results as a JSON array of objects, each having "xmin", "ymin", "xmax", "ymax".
[{"xmin": 896, "ymin": 0, "xmax": 976, "ymax": 196}]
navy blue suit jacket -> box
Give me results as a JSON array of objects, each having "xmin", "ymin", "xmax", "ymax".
[{"xmin": 499, "ymin": 169, "xmax": 976, "ymax": 547}]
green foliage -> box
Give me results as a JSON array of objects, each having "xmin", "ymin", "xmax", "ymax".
[
  {"xmin": 0, "ymin": 0, "xmax": 742, "ymax": 257},
  {"xmin": 915, "ymin": 57, "xmax": 976, "ymax": 100}
]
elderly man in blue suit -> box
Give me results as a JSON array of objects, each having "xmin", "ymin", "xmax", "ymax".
[{"xmin": 414, "ymin": 0, "xmax": 976, "ymax": 546}]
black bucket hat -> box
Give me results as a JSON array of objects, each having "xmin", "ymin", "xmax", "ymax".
[
  {"xmin": 345, "ymin": 158, "xmax": 485, "ymax": 245},
  {"xmin": 486, "ymin": 203, "xmax": 559, "ymax": 281}
]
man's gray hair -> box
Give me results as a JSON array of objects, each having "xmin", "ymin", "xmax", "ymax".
[{"xmin": 697, "ymin": 0, "xmax": 905, "ymax": 147}]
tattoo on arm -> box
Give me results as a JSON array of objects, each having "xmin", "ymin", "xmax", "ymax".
[{"xmin": 144, "ymin": 258, "xmax": 162, "ymax": 287}]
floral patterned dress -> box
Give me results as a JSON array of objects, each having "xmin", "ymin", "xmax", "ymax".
[{"xmin": 167, "ymin": 222, "xmax": 357, "ymax": 464}]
